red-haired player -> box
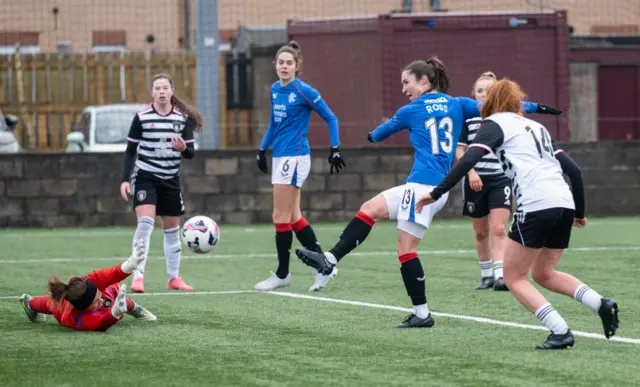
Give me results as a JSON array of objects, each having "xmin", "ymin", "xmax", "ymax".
[{"xmin": 19, "ymin": 240, "xmax": 156, "ymax": 332}]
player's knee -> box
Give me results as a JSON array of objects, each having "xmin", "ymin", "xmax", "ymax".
[
  {"xmin": 272, "ymin": 207, "xmax": 292, "ymax": 224},
  {"xmin": 489, "ymin": 223, "xmax": 507, "ymax": 239},
  {"xmin": 161, "ymin": 216, "xmax": 180, "ymax": 230},
  {"xmin": 290, "ymin": 207, "xmax": 302, "ymax": 224},
  {"xmin": 531, "ymin": 267, "xmax": 553, "ymax": 286},
  {"xmin": 503, "ymin": 269, "xmax": 519, "ymax": 288},
  {"xmin": 359, "ymin": 199, "xmax": 386, "ymax": 220},
  {"xmin": 474, "ymin": 228, "xmax": 490, "ymax": 242}
]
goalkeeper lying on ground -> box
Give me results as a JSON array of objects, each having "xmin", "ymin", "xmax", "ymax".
[{"xmin": 19, "ymin": 239, "xmax": 156, "ymax": 331}]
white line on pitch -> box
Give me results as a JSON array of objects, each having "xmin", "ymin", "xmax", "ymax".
[
  {"xmin": 0, "ymin": 219, "xmax": 632, "ymax": 238},
  {"xmin": 266, "ymin": 291, "xmax": 640, "ymax": 345},
  {"xmin": 1, "ymin": 245, "xmax": 639, "ymax": 264},
  {"xmin": 3, "ymin": 289, "xmax": 637, "ymax": 345},
  {"xmin": 0, "ymin": 290, "xmax": 256, "ymax": 300}
]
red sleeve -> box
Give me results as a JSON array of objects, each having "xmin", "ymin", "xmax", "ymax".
[
  {"xmin": 84, "ymin": 264, "xmax": 130, "ymax": 290},
  {"xmin": 60, "ymin": 309, "xmax": 122, "ymax": 332}
]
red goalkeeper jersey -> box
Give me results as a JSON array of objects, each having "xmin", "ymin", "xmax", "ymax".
[{"xmin": 47, "ymin": 264, "xmax": 130, "ymax": 331}]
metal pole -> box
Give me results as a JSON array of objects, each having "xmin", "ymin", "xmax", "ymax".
[
  {"xmin": 184, "ymin": 0, "xmax": 191, "ymax": 51},
  {"xmin": 195, "ymin": 0, "xmax": 221, "ymax": 149}
]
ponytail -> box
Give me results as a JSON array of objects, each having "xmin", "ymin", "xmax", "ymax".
[
  {"xmin": 480, "ymin": 79, "xmax": 526, "ymax": 119},
  {"xmin": 48, "ymin": 275, "xmax": 94, "ymax": 309},
  {"xmin": 424, "ymin": 57, "xmax": 450, "ymax": 94},
  {"xmin": 171, "ymin": 95, "xmax": 203, "ymax": 133},
  {"xmin": 404, "ymin": 56, "xmax": 450, "ymax": 94},
  {"xmin": 152, "ymin": 73, "xmax": 203, "ymax": 133},
  {"xmin": 48, "ymin": 275, "xmax": 68, "ymax": 303}
]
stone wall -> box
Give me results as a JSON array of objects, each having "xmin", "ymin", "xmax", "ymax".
[{"xmin": 1, "ymin": 142, "xmax": 639, "ymax": 228}]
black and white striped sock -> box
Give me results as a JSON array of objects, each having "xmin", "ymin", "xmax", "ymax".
[
  {"xmin": 574, "ymin": 284, "xmax": 602, "ymax": 312},
  {"xmin": 493, "ymin": 260, "xmax": 504, "ymax": 279},
  {"xmin": 479, "ymin": 260, "xmax": 493, "ymax": 278},
  {"xmin": 535, "ymin": 303, "xmax": 569, "ymax": 335}
]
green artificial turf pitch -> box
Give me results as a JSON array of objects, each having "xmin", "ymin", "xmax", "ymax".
[{"xmin": 0, "ymin": 217, "xmax": 638, "ymax": 387}]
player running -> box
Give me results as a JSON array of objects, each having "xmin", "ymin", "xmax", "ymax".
[
  {"xmin": 19, "ymin": 240, "xmax": 157, "ymax": 332},
  {"xmin": 457, "ymin": 71, "xmax": 561, "ymax": 291},
  {"xmin": 255, "ymin": 40, "xmax": 345, "ymax": 293},
  {"xmin": 415, "ymin": 79, "xmax": 619, "ymax": 349}
]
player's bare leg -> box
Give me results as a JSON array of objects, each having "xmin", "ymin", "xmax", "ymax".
[
  {"xmin": 533, "ymin": 248, "xmax": 619, "ymax": 339},
  {"xmin": 131, "ymin": 204, "xmax": 156, "ymax": 293},
  {"xmin": 471, "ymin": 216, "xmax": 493, "ymax": 289},
  {"xmin": 295, "ymin": 193, "xmax": 387, "ymax": 274},
  {"xmin": 503, "ymin": 240, "xmax": 574, "ymax": 349},
  {"xmin": 255, "ymin": 184, "xmax": 297, "ymax": 291},
  {"xmin": 488, "ymin": 208, "xmax": 511, "ymax": 291},
  {"xmin": 162, "ymin": 215, "xmax": 193, "ymax": 291}
]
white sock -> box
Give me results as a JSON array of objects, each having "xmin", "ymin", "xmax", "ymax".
[
  {"xmin": 324, "ymin": 252, "xmax": 337, "ymax": 265},
  {"xmin": 132, "ymin": 216, "xmax": 154, "ymax": 280},
  {"xmin": 479, "ymin": 260, "xmax": 493, "ymax": 278},
  {"xmin": 493, "ymin": 260, "xmax": 504, "ymax": 279},
  {"xmin": 535, "ymin": 303, "xmax": 569, "ymax": 335},
  {"xmin": 164, "ymin": 226, "xmax": 181, "ymax": 279},
  {"xmin": 413, "ymin": 304, "xmax": 430, "ymax": 319},
  {"xmin": 573, "ymin": 284, "xmax": 602, "ymax": 312}
]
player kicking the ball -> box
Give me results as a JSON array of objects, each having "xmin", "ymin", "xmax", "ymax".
[{"xmin": 19, "ymin": 240, "xmax": 156, "ymax": 332}]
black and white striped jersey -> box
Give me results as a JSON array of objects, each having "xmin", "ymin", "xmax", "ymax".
[
  {"xmin": 458, "ymin": 118, "xmax": 505, "ymax": 177},
  {"xmin": 126, "ymin": 105, "xmax": 195, "ymax": 180}
]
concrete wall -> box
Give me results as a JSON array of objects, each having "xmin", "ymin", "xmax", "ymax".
[{"xmin": 1, "ymin": 142, "xmax": 639, "ymax": 228}]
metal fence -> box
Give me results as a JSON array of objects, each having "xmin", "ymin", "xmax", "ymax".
[{"xmin": 1, "ymin": 0, "xmax": 639, "ymax": 151}]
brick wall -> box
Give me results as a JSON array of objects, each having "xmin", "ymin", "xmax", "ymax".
[{"xmin": 1, "ymin": 142, "xmax": 639, "ymax": 228}]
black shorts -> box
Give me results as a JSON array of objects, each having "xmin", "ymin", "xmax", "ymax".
[
  {"xmin": 462, "ymin": 175, "xmax": 513, "ymax": 218},
  {"xmin": 508, "ymin": 207, "xmax": 575, "ymax": 249},
  {"xmin": 131, "ymin": 172, "xmax": 185, "ymax": 217}
]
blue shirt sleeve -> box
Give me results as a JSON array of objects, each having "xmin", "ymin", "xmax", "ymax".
[
  {"xmin": 298, "ymin": 83, "xmax": 340, "ymax": 147},
  {"xmin": 457, "ymin": 97, "xmax": 539, "ymax": 117},
  {"xmin": 259, "ymin": 93, "xmax": 276, "ymax": 150},
  {"xmin": 521, "ymin": 101, "xmax": 539, "ymax": 114},
  {"xmin": 369, "ymin": 105, "xmax": 410, "ymax": 142},
  {"xmin": 455, "ymin": 97, "xmax": 482, "ymax": 120}
]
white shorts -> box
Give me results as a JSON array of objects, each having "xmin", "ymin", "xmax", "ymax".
[
  {"xmin": 381, "ymin": 182, "xmax": 449, "ymax": 239},
  {"xmin": 271, "ymin": 155, "xmax": 311, "ymax": 188}
]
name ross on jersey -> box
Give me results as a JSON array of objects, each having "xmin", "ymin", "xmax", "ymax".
[{"xmin": 425, "ymin": 104, "xmax": 448, "ymax": 114}]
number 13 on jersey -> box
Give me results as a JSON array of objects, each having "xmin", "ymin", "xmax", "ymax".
[{"xmin": 425, "ymin": 116, "xmax": 453, "ymax": 155}]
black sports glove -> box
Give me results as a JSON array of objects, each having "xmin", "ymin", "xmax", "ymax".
[
  {"xmin": 536, "ymin": 104, "xmax": 562, "ymax": 115},
  {"xmin": 328, "ymin": 147, "xmax": 346, "ymax": 175},
  {"xmin": 256, "ymin": 149, "xmax": 268, "ymax": 174},
  {"xmin": 367, "ymin": 132, "xmax": 375, "ymax": 143}
]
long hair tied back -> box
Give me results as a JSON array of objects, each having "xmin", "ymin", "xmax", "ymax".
[{"xmin": 480, "ymin": 79, "xmax": 527, "ymax": 119}]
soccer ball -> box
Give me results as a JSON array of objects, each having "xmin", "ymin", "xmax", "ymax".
[{"xmin": 181, "ymin": 215, "xmax": 220, "ymax": 254}]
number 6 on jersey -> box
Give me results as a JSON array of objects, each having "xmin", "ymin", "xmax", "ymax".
[{"xmin": 425, "ymin": 116, "xmax": 453, "ymax": 155}]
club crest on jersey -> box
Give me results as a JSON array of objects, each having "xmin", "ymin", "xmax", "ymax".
[
  {"xmin": 288, "ymin": 93, "xmax": 296, "ymax": 104},
  {"xmin": 137, "ymin": 190, "xmax": 147, "ymax": 202},
  {"xmin": 172, "ymin": 121, "xmax": 183, "ymax": 132},
  {"xmin": 466, "ymin": 201, "xmax": 475, "ymax": 213}
]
